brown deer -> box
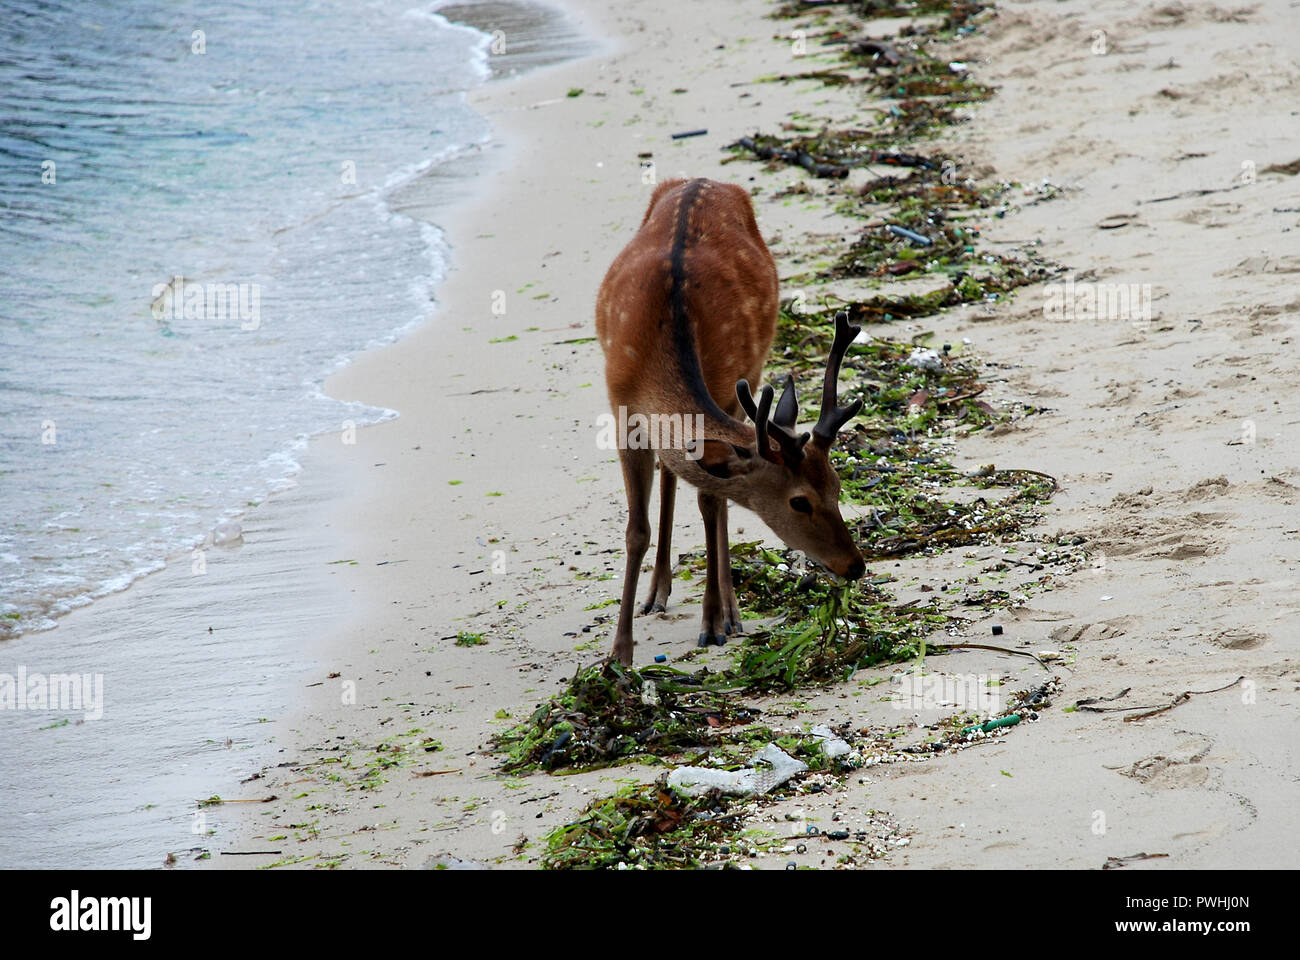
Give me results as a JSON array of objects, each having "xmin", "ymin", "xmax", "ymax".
[{"xmin": 595, "ymin": 177, "xmax": 865, "ymax": 666}]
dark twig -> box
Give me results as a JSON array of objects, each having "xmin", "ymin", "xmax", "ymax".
[
  {"xmin": 930, "ymin": 642, "xmax": 1052, "ymax": 670},
  {"xmin": 1122, "ymin": 676, "xmax": 1245, "ymax": 722}
]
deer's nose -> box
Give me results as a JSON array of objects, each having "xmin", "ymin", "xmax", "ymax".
[{"xmin": 845, "ymin": 558, "xmax": 866, "ymax": 581}]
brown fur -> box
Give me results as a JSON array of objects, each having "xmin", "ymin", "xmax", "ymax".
[{"xmin": 596, "ymin": 178, "xmax": 864, "ymax": 665}]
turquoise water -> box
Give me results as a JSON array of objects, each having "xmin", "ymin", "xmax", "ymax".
[
  {"xmin": 0, "ymin": 0, "xmax": 589, "ymax": 871},
  {"xmin": 0, "ymin": 0, "xmax": 493, "ymax": 639}
]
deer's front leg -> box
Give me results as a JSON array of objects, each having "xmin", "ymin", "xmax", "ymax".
[
  {"xmin": 714, "ymin": 499, "xmax": 743, "ymax": 636},
  {"xmin": 696, "ymin": 490, "xmax": 728, "ymax": 647},
  {"xmin": 640, "ymin": 463, "xmax": 677, "ymax": 614},
  {"xmin": 610, "ymin": 448, "xmax": 655, "ymax": 666}
]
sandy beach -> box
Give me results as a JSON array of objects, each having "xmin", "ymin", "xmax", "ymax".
[{"xmin": 169, "ymin": 0, "xmax": 1300, "ymax": 871}]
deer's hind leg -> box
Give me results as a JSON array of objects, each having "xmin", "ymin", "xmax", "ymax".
[{"xmin": 640, "ymin": 462, "xmax": 677, "ymax": 614}]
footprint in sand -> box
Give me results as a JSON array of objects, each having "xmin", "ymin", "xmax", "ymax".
[
  {"xmin": 1121, "ymin": 735, "xmax": 1213, "ymax": 790},
  {"xmin": 1206, "ymin": 628, "xmax": 1268, "ymax": 650}
]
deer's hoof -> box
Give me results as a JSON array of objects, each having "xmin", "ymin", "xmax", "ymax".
[
  {"xmin": 698, "ymin": 632, "xmax": 728, "ymax": 647},
  {"xmin": 641, "ymin": 601, "xmax": 666, "ymax": 615},
  {"xmin": 723, "ymin": 619, "xmax": 744, "ymax": 636}
]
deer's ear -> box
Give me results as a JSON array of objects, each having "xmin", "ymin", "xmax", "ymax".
[{"xmin": 693, "ymin": 440, "xmax": 755, "ymax": 479}]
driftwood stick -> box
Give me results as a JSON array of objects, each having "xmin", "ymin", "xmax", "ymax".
[
  {"xmin": 930, "ymin": 642, "xmax": 1052, "ymax": 670},
  {"xmin": 1122, "ymin": 676, "xmax": 1245, "ymax": 722}
]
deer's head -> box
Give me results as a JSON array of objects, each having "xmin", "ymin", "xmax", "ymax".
[{"xmin": 695, "ymin": 312, "xmax": 867, "ymax": 580}]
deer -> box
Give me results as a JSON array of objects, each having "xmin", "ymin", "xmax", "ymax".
[{"xmin": 594, "ymin": 177, "xmax": 866, "ymax": 666}]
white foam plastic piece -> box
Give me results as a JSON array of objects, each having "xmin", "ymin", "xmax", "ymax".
[
  {"xmin": 904, "ymin": 347, "xmax": 943, "ymax": 372},
  {"xmin": 640, "ymin": 679, "xmax": 659, "ymax": 707},
  {"xmin": 666, "ymin": 766, "xmax": 751, "ymax": 797},
  {"xmin": 809, "ymin": 724, "xmax": 851, "ymax": 759},
  {"xmin": 667, "ymin": 744, "xmax": 807, "ymax": 798}
]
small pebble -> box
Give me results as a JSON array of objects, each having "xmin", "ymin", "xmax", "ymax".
[{"xmin": 991, "ymin": 624, "xmax": 1004, "ymax": 636}]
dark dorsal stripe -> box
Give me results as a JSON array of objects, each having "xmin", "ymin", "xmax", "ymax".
[{"xmin": 668, "ymin": 178, "xmax": 734, "ymax": 424}]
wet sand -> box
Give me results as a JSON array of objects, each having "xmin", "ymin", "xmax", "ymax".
[{"xmin": 103, "ymin": 0, "xmax": 1300, "ymax": 870}]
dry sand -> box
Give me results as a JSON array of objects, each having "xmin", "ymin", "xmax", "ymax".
[{"xmin": 206, "ymin": 0, "xmax": 1300, "ymax": 870}]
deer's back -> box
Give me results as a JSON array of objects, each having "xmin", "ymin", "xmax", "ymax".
[{"xmin": 596, "ymin": 178, "xmax": 778, "ymax": 414}]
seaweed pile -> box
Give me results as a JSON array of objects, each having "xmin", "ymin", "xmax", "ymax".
[
  {"xmin": 494, "ymin": 661, "xmax": 758, "ymax": 772},
  {"xmin": 539, "ymin": 676, "xmax": 1060, "ymax": 870},
  {"xmin": 492, "ymin": 0, "xmax": 1080, "ymax": 869},
  {"xmin": 541, "ymin": 783, "xmax": 740, "ymax": 869},
  {"xmin": 734, "ymin": 0, "xmax": 1061, "ymax": 299}
]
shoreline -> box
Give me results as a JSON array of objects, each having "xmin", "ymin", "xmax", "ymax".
[
  {"xmin": 37, "ymin": 0, "xmax": 1295, "ymax": 871},
  {"xmin": 0, "ymin": 0, "xmax": 589, "ymax": 870}
]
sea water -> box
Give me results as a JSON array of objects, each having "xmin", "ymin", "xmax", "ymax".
[
  {"xmin": 0, "ymin": 0, "xmax": 496, "ymax": 638},
  {"xmin": 0, "ymin": 0, "xmax": 586, "ymax": 867}
]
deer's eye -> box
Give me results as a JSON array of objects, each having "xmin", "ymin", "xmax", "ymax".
[{"xmin": 790, "ymin": 496, "xmax": 813, "ymax": 515}]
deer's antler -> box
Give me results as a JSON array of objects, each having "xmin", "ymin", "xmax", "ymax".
[
  {"xmin": 736, "ymin": 379, "xmax": 809, "ymax": 466},
  {"xmin": 773, "ymin": 375, "xmax": 800, "ymax": 430},
  {"xmin": 811, "ymin": 311, "xmax": 863, "ymax": 445}
]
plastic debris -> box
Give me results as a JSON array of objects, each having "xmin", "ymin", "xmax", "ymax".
[
  {"xmin": 887, "ymin": 224, "xmax": 933, "ymax": 246},
  {"xmin": 668, "ymin": 743, "xmax": 807, "ymax": 798},
  {"xmin": 903, "ymin": 347, "xmax": 943, "ymax": 372},
  {"xmin": 961, "ymin": 713, "xmax": 1021, "ymax": 736},
  {"xmin": 640, "ymin": 679, "xmax": 659, "ymax": 706},
  {"xmin": 654, "ymin": 654, "xmax": 667, "ymax": 663},
  {"xmin": 991, "ymin": 624, "xmax": 1004, "ymax": 635},
  {"xmin": 808, "ymin": 724, "xmax": 851, "ymax": 759}
]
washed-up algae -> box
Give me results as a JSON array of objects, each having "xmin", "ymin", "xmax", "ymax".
[
  {"xmin": 493, "ymin": 661, "xmax": 758, "ymax": 772},
  {"xmin": 496, "ymin": 308, "xmax": 1059, "ymax": 770},
  {"xmin": 504, "ymin": 0, "xmax": 1075, "ymax": 868},
  {"xmin": 539, "ymin": 675, "xmax": 1059, "ymax": 870}
]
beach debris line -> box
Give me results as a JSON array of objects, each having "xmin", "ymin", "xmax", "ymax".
[
  {"xmin": 538, "ymin": 676, "xmax": 1054, "ymax": 869},
  {"xmin": 540, "ymin": 782, "xmax": 747, "ymax": 870},
  {"xmin": 729, "ymin": 133, "xmax": 937, "ymax": 178},
  {"xmin": 776, "ymin": 0, "xmax": 993, "ymax": 36},
  {"xmin": 732, "ymin": 135, "xmax": 848, "ymax": 178},
  {"xmin": 776, "ymin": 320, "xmax": 1060, "ymax": 560},
  {"xmin": 740, "ymin": 3, "xmax": 1060, "ymax": 296},
  {"xmin": 901, "ymin": 676, "xmax": 1061, "ymax": 754},
  {"xmin": 492, "ymin": 579, "xmax": 947, "ymax": 772},
  {"xmin": 540, "ymin": 724, "xmax": 891, "ymax": 869}
]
